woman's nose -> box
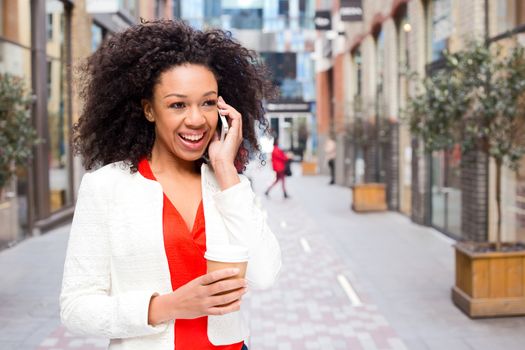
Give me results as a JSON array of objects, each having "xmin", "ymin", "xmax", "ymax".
[{"xmin": 185, "ymin": 106, "xmax": 207, "ymax": 127}]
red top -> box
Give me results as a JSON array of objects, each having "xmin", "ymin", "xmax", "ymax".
[
  {"xmin": 138, "ymin": 159, "xmax": 243, "ymax": 350},
  {"xmin": 271, "ymin": 145, "xmax": 288, "ymax": 173}
]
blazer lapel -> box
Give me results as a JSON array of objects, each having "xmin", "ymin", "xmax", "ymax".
[{"xmin": 201, "ymin": 164, "xmax": 230, "ymax": 247}]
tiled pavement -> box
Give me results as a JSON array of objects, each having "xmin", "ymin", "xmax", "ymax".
[
  {"xmin": 247, "ymin": 190, "xmax": 406, "ymax": 349},
  {"xmin": 2, "ymin": 162, "xmax": 525, "ymax": 349}
]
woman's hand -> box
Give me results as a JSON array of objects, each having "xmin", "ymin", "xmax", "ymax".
[
  {"xmin": 207, "ymin": 96, "xmax": 242, "ymax": 190},
  {"xmin": 148, "ymin": 268, "xmax": 248, "ymax": 325}
]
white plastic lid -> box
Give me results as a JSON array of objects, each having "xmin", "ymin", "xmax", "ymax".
[{"xmin": 204, "ymin": 244, "xmax": 249, "ymax": 263}]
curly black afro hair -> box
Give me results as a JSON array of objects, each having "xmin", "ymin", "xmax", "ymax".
[{"xmin": 73, "ymin": 19, "xmax": 276, "ymax": 172}]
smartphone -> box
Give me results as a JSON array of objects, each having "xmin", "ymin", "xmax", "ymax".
[{"xmin": 218, "ymin": 111, "xmax": 229, "ymax": 142}]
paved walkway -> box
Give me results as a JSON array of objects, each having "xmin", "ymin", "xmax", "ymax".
[{"xmin": 1, "ymin": 162, "xmax": 524, "ymax": 349}]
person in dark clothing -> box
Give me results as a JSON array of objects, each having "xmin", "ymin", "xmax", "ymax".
[{"xmin": 325, "ymin": 137, "xmax": 336, "ymax": 185}]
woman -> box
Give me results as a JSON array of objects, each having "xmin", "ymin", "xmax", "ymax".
[
  {"xmin": 264, "ymin": 139, "xmax": 290, "ymax": 199},
  {"xmin": 60, "ymin": 20, "xmax": 281, "ymax": 350}
]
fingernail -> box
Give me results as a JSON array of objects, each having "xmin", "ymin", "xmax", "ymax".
[
  {"xmin": 219, "ymin": 96, "xmax": 225, "ymax": 102},
  {"xmin": 232, "ymin": 268, "xmax": 240, "ymax": 274}
]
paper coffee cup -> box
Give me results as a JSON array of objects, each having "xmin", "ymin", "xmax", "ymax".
[{"xmin": 205, "ymin": 244, "xmax": 249, "ymax": 281}]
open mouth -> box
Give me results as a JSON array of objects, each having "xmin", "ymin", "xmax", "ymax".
[{"xmin": 179, "ymin": 132, "xmax": 205, "ymax": 143}]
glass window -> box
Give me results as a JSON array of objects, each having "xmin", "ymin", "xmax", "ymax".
[
  {"xmin": 376, "ymin": 31, "xmax": 384, "ymax": 94},
  {"xmin": 260, "ymin": 52, "xmax": 301, "ymax": 100},
  {"xmin": 119, "ymin": 0, "xmax": 137, "ymax": 17},
  {"xmin": 0, "ymin": 0, "xmax": 32, "ymax": 240},
  {"xmin": 203, "ymin": 0, "xmax": 222, "ymax": 28},
  {"xmin": 397, "ymin": 13, "xmax": 412, "ymax": 216},
  {"xmin": 223, "ymin": 0, "xmax": 263, "ymax": 8},
  {"xmin": 497, "ymin": 0, "xmax": 515, "ymax": 34},
  {"xmin": 431, "ymin": 146, "xmax": 462, "ymax": 237},
  {"xmin": 222, "ymin": 8, "xmax": 263, "ymax": 29},
  {"xmin": 354, "ymin": 49, "xmax": 362, "ymax": 96},
  {"xmin": 278, "ymin": 0, "xmax": 289, "ymax": 16},
  {"xmin": 501, "ymin": 157, "xmax": 525, "ymax": 242},
  {"xmin": 375, "ymin": 30, "xmax": 386, "ymax": 183},
  {"xmin": 496, "ymin": 0, "xmax": 525, "ymax": 35},
  {"xmin": 182, "ymin": 0, "xmax": 204, "ymax": 29},
  {"xmin": 47, "ymin": 14, "xmax": 53, "ymax": 40},
  {"xmin": 91, "ymin": 23, "xmax": 103, "ymax": 52},
  {"xmin": 516, "ymin": 158, "xmax": 525, "ymax": 241},
  {"xmin": 46, "ymin": 0, "xmax": 72, "ymax": 212},
  {"xmin": 427, "ymin": 0, "xmax": 452, "ymax": 62}
]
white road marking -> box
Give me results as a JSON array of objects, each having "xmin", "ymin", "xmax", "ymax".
[
  {"xmin": 337, "ymin": 274, "xmax": 363, "ymax": 307},
  {"xmin": 300, "ymin": 237, "xmax": 311, "ymax": 253}
]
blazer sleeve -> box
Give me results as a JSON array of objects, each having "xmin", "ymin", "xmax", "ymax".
[
  {"xmin": 213, "ymin": 178, "xmax": 282, "ymax": 290},
  {"xmin": 60, "ymin": 172, "xmax": 167, "ymax": 338}
]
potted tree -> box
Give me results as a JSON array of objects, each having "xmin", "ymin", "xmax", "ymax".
[
  {"xmin": 0, "ymin": 73, "xmax": 38, "ymax": 243},
  {"xmin": 351, "ymin": 95, "xmax": 388, "ymax": 212},
  {"xmin": 406, "ymin": 41, "xmax": 525, "ymax": 317}
]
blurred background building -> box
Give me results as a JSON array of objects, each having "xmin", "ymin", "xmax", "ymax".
[
  {"xmin": 0, "ymin": 0, "xmax": 165, "ymax": 245},
  {"xmin": 176, "ymin": 0, "xmax": 317, "ymax": 159},
  {"xmin": 0, "ymin": 0, "xmax": 317, "ymax": 246},
  {"xmin": 314, "ymin": 0, "xmax": 525, "ymax": 243}
]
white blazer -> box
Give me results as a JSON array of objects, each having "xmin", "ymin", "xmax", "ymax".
[{"xmin": 60, "ymin": 161, "xmax": 282, "ymax": 349}]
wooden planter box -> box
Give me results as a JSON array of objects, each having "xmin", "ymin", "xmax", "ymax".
[
  {"xmin": 301, "ymin": 161, "xmax": 317, "ymax": 175},
  {"xmin": 0, "ymin": 197, "xmax": 18, "ymax": 243},
  {"xmin": 351, "ymin": 183, "xmax": 387, "ymax": 212},
  {"xmin": 452, "ymin": 242, "xmax": 525, "ymax": 318}
]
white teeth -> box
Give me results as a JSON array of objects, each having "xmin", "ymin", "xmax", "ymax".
[{"xmin": 180, "ymin": 133, "xmax": 204, "ymax": 142}]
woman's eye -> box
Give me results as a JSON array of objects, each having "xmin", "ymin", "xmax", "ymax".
[
  {"xmin": 170, "ymin": 102, "xmax": 185, "ymax": 109},
  {"xmin": 203, "ymin": 99, "xmax": 217, "ymax": 107}
]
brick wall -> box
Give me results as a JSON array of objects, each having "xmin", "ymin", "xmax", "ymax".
[
  {"xmin": 364, "ymin": 121, "xmax": 378, "ymax": 183},
  {"xmin": 461, "ymin": 149, "xmax": 489, "ymax": 241},
  {"xmin": 386, "ymin": 122, "xmax": 399, "ymax": 210},
  {"xmin": 411, "ymin": 138, "xmax": 430, "ymax": 225}
]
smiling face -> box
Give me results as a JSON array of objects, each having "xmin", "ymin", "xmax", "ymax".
[{"xmin": 142, "ymin": 64, "xmax": 219, "ymax": 167}]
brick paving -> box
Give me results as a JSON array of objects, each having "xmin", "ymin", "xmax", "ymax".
[
  {"xmin": 31, "ymin": 164, "xmax": 406, "ymax": 350},
  {"xmin": 36, "ymin": 326, "xmax": 107, "ymax": 350},
  {"xmin": 247, "ymin": 196, "xmax": 406, "ymax": 349},
  {"xmin": 2, "ymin": 162, "xmax": 525, "ymax": 349}
]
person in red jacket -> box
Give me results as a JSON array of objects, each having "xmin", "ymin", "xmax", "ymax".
[{"xmin": 264, "ymin": 138, "xmax": 290, "ymax": 199}]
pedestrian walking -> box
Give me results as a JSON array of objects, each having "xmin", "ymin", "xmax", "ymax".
[
  {"xmin": 264, "ymin": 138, "xmax": 290, "ymax": 199},
  {"xmin": 60, "ymin": 19, "xmax": 281, "ymax": 350},
  {"xmin": 325, "ymin": 136, "xmax": 336, "ymax": 185}
]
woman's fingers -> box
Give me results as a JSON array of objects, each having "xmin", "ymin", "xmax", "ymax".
[
  {"xmin": 208, "ymin": 299, "xmax": 242, "ymax": 316},
  {"xmin": 207, "ymin": 287, "xmax": 247, "ymax": 307},
  {"xmin": 199, "ymin": 268, "xmax": 240, "ymax": 286},
  {"xmin": 206, "ymin": 278, "xmax": 247, "ymax": 296},
  {"xmin": 168, "ymin": 270, "xmax": 247, "ymax": 320}
]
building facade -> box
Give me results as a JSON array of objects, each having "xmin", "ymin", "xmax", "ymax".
[
  {"xmin": 0, "ymin": 0, "xmax": 175, "ymax": 246},
  {"xmin": 175, "ymin": 0, "xmax": 317, "ymax": 158},
  {"xmin": 315, "ymin": 0, "xmax": 525, "ymax": 243}
]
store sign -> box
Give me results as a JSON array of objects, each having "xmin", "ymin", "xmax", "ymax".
[
  {"xmin": 266, "ymin": 102, "xmax": 311, "ymax": 113},
  {"xmin": 314, "ymin": 11, "xmax": 332, "ymax": 31},
  {"xmin": 340, "ymin": 0, "xmax": 363, "ymax": 22}
]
